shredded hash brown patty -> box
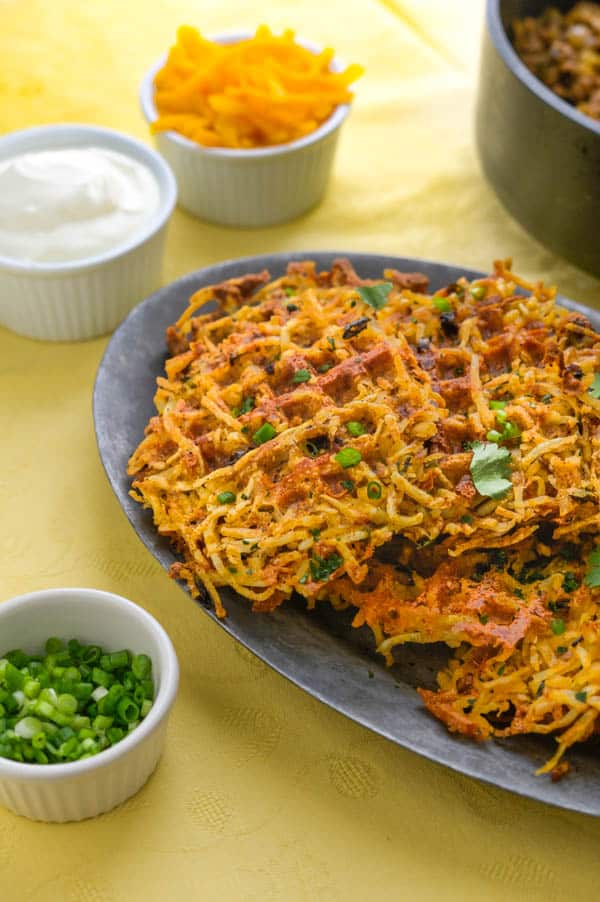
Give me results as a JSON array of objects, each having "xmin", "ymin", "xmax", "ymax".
[{"xmin": 128, "ymin": 258, "xmax": 600, "ymax": 775}]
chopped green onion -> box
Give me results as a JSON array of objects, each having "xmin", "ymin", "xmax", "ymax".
[
  {"xmin": 217, "ymin": 491, "xmax": 236, "ymax": 505},
  {"xmin": 334, "ymin": 448, "xmax": 362, "ymax": 469},
  {"xmin": 367, "ymin": 481, "xmax": 382, "ymax": 500},
  {"xmin": 551, "ymin": 619, "xmax": 566, "ymax": 636},
  {"xmin": 131, "ymin": 654, "xmax": 152, "ymax": 680},
  {"xmin": 253, "ymin": 423, "xmax": 277, "ymax": 445},
  {"xmin": 489, "ymin": 400, "xmax": 507, "ymax": 410},
  {"xmin": 0, "ymin": 637, "xmax": 155, "ymax": 765},
  {"xmin": 346, "ymin": 421, "xmax": 365, "ymax": 437},
  {"xmin": 432, "ymin": 296, "xmax": 452, "ymax": 312}
]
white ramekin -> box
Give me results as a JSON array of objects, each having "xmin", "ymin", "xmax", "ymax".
[
  {"xmin": 0, "ymin": 125, "xmax": 177, "ymax": 341},
  {"xmin": 140, "ymin": 33, "xmax": 352, "ymax": 227},
  {"xmin": 0, "ymin": 587, "xmax": 179, "ymax": 822}
]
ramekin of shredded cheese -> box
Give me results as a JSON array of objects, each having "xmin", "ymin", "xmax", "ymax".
[
  {"xmin": 0, "ymin": 124, "xmax": 177, "ymax": 341},
  {"xmin": 140, "ymin": 27, "xmax": 363, "ymax": 227}
]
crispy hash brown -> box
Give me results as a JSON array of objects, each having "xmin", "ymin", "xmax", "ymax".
[{"xmin": 128, "ymin": 258, "xmax": 600, "ymax": 774}]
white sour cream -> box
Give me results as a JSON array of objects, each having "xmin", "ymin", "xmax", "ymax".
[{"xmin": 0, "ymin": 146, "xmax": 161, "ymax": 263}]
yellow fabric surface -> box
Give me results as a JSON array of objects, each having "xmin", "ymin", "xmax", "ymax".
[{"xmin": 1, "ymin": 1, "xmax": 600, "ymax": 899}]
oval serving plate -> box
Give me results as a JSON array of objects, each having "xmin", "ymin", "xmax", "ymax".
[{"xmin": 93, "ymin": 251, "xmax": 600, "ymax": 816}]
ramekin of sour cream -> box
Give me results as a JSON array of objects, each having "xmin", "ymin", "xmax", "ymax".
[{"xmin": 0, "ymin": 125, "xmax": 176, "ymax": 341}]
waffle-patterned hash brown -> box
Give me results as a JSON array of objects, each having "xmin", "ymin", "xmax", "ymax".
[{"xmin": 129, "ymin": 258, "xmax": 600, "ymax": 775}]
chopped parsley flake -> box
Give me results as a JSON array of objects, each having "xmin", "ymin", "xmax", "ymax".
[
  {"xmin": 292, "ymin": 368, "xmax": 311, "ymax": 383},
  {"xmin": 327, "ymin": 337, "xmax": 336, "ymax": 350},
  {"xmin": 585, "ymin": 547, "xmax": 600, "ymax": 588},
  {"xmin": 557, "ymin": 646, "xmax": 568, "ymax": 655},
  {"xmin": 310, "ymin": 552, "xmax": 344, "ymax": 581},
  {"xmin": 357, "ymin": 282, "xmax": 392, "ymax": 310},
  {"xmin": 562, "ymin": 571, "xmax": 579, "ymax": 593},
  {"xmin": 541, "ymin": 393, "xmax": 552, "ymax": 404},
  {"xmin": 575, "ymin": 690, "xmax": 588, "ymax": 703},
  {"xmin": 469, "ymin": 441, "xmax": 512, "ymax": 500},
  {"xmin": 253, "ymin": 423, "xmax": 277, "ymax": 445},
  {"xmin": 478, "ymin": 613, "xmax": 489, "ymax": 624},
  {"xmin": 335, "ymin": 447, "xmax": 362, "ymax": 469},
  {"xmin": 341, "ymin": 479, "xmax": 355, "ymax": 493},
  {"xmin": 497, "ymin": 664, "xmax": 506, "ymax": 676}
]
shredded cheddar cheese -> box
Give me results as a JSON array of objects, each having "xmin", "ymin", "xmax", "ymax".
[{"xmin": 151, "ymin": 25, "xmax": 363, "ymax": 149}]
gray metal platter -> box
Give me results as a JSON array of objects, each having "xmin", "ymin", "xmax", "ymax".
[{"xmin": 93, "ymin": 251, "xmax": 600, "ymax": 816}]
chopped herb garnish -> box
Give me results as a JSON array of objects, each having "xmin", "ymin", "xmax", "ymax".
[
  {"xmin": 310, "ymin": 528, "xmax": 321, "ymax": 539},
  {"xmin": 327, "ymin": 337, "xmax": 336, "ymax": 350},
  {"xmin": 287, "ymin": 303, "xmax": 299, "ymax": 312},
  {"xmin": 584, "ymin": 546, "xmax": 600, "ymax": 588},
  {"xmin": 588, "ymin": 374, "xmax": 600, "ymax": 399},
  {"xmin": 310, "ymin": 552, "xmax": 344, "ymax": 581},
  {"xmin": 460, "ymin": 514, "xmax": 473, "ymax": 524},
  {"xmin": 514, "ymin": 588, "xmax": 524, "ymax": 599},
  {"xmin": 217, "ymin": 491, "xmax": 236, "ymax": 504},
  {"xmin": 562, "ymin": 572, "xmax": 579, "ymax": 593},
  {"xmin": 367, "ymin": 481, "xmax": 382, "ymax": 500},
  {"xmin": 497, "ymin": 664, "xmax": 506, "ymax": 676},
  {"xmin": 576, "ymin": 690, "xmax": 588, "ymax": 703},
  {"xmin": 478, "ymin": 613, "xmax": 489, "ymax": 625},
  {"xmin": 469, "ymin": 441, "xmax": 512, "ymax": 500},
  {"xmin": 347, "ymin": 421, "xmax": 365, "ymax": 437},
  {"xmin": 318, "ymin": 362, "xmax": 332, "ymax": 373},
  {"xmin": 541, "ymin": 393, "xmax": 552, "ymax": 404},
  {"xmin": 292, "ymin": 368, "xmax": 311, "ymax": 383},
  {"xmin": 341, "ymin": 479, "xmax": 355, "ymax": 493},
  {"xmin": 357, "ymin": 283, "xmax": 392, "ymax": 310},
  {"xmin": 335, "ymin": 447, "xmax": 362, "ymax": 469},
  {"xmin": 432, "ymin": 295, "xmax": 452, "ymax": 312},
  {"xmin": 536, "ymin": 680, "xmax": 545, "ymax": 698},
  {"xmin": 284, "ymin": 287, "xmax": 296, "ymax": 297},
  {"xmin": 551, "ymin": 618, "xmax": 566, "ymax": 636},
  {"xmin": 470, "ymin": 283, "xmax": 486, "ymax": 300},
  {"xmin": 557, "ymin": 646, "xmax": 567, "ymax": 655},
  {"xmin": 253, "ymin": 423, "xmax": 277, "ymax": 445},
  {"xmin": 489, "ymin": 400, "xmax": 507, "ymax": 410},
  {"xmin": 227, "ymin": 566, "xmax": 237, "ymax": 574}
]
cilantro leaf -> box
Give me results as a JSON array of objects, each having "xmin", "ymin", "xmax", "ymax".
[
  {"xmin": 584, "ymin": 546, "xmax": 600, "ymax": 588},
  {"xmin": 357, "ymin": 282, "xmax": 392, "ymax": 311},
  {"xmin": 469, "ymin": 441, "xmax": 512, "ymax": 500},
  {"xmin": 588, "ymin": 374, "xmax": 600, "ymax": 399}
]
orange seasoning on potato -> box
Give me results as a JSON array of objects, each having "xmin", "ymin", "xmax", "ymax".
[{"xmin": 151, "ymin": 25, "xmax": 364, "ymax": 149}]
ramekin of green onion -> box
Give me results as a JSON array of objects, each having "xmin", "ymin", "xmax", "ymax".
[{"xmin": 0, "ymin": 588, "xmax": 178, "ymax": 822}]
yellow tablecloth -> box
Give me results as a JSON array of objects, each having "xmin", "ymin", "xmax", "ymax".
[{"xmin": 2, "ymin": 1, "xmax": 600, "ymax": 899}]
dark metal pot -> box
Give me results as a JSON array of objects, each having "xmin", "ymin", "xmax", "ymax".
[{"xmin": 476, "ymin": 1, "xmax": 600, "ymax": 277}]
